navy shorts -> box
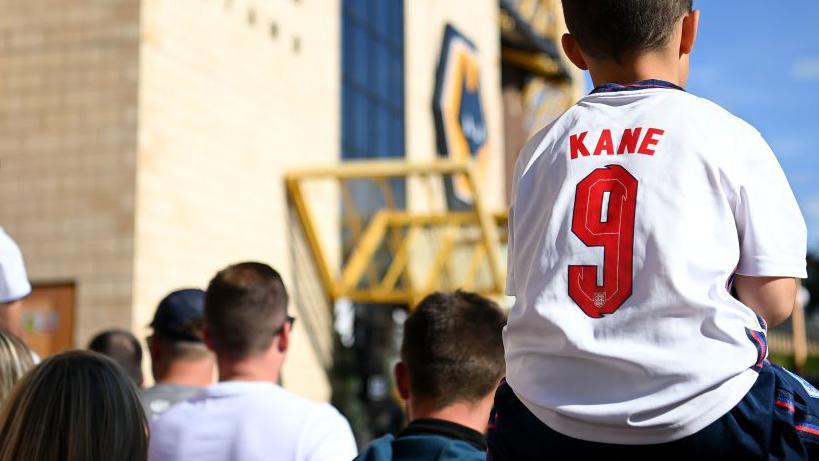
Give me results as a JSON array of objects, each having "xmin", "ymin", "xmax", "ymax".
[{"xmin": 488, "ymin": 363, "xmax": 819, "ymax": 460}]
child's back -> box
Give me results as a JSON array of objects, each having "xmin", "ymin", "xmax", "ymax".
[
  {"xmin": 505, "ymin": 84, "xmax": 804, "ymax": 443},
  {"xmin": 490, "ymin": 1, "xmax": 812, "ymax": 459}
]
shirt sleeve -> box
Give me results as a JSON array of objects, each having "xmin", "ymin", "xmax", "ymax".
[
  {"xmin": 731, "ymin": 128, "xmax": 807, "ymax": 278},
  {"xmin": 301, "ymin": 404, "xmax": 357, "ymax": 461}
]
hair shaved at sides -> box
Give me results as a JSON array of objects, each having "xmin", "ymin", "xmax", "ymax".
[
  {"xmin": 562, "ymin": 0, "xmax": 694, "ymax": 62},
  {"xmin": 205, "ymin": 262, "xmax": 289, "ymax": 360},
  {"xmin": 0, "ymin": 351, "xmax": 148, "ymax": 461},
  {"xmin": 402, "ymin": 290, "xmax": 506, "ymax": 409}
]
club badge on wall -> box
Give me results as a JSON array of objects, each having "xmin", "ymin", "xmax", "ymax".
[{"xmin": 433, "ymin": 25, "xmax": 488, "ymax": 209}]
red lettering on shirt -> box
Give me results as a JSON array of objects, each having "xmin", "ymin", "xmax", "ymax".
[
  {"xmin": 570, "ymin": 127, "xmax": 665, "ymax": 160},
  {"xmin": 638, "ymin": 128, "xmax": 665, "ymax": 156},
  {"xmin": 618, "ymin": 128, "xmax": 642, "ymax": 155},
  {"xmin": 570, "ymin": 132, "xmax": 590, "ymax": 159},
  {"xmin": 594, "ymin": 129, "xmax": 614, "ymax": 155}
]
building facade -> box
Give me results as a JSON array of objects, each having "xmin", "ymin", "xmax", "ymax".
[{"xmin": 0, "ymin": 0, "xmax": 575, "ymax": 401}]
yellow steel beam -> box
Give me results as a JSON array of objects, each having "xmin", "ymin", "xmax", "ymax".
[
  {"xmin": 380, "ymin": 211, "xmax": 480, "ymax": 226},
  {"xmin": 340, "ymin": 182, "xmax": 381, "ymax": 287},
  {"xmin": 285, "ymin": 159, "xmax": 471, "ymax": 181},
  {"xmin": 463, "ymin": 244, "xmax": 486, "ymax": 291},
  {"xmin": 344, "ymin": 290, "xmax": 414, "ymax": 305},
  {"xmin": 464, "ymin": 163, "xmax": 506, "ymax": 293},
  {"xmin": 286, "ymin": 178, "xmax": 338, "ymax": 300},
  {"xmin": 373, "ymin": 178, "xmax": 415, "ymax": 293},
  {"xmin": 338, "ymin": 210, "xmax": 390, "ymax": 292},
  {"xmin": 424, "ymin": 226, "xmax": 457, "ymax": 292},
  {"xmin": 501, "ymin": 47, "xmax": 565, "ymax": 80},
  {"xmin": 287, "ymin": 161, "xmax": 512, "ymax": 307},
  {"xmin": 378, "ymin": 227, "xmax": 417, "ymax": 293},
  {"xmin": 344, "ymin": 288, "xmax": 503, "ymax": 306}
]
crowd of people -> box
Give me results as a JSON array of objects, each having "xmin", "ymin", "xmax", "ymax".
[
  {"xmin": 0, "ymin": 225, "xmax": 507, "ymax": 460},
  {"xmin": 1, "ymin": 0, "xmax": 816, "ymax": 459}
]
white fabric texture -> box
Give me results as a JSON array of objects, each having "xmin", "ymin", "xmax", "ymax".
[
  {"xmin": 149, "ymin": 381, "xmax": 357, "ymax": 461},
  {"xmin": 505, "ymin": 88, "xmax": 807, "ymax": 444},
  {"xmin": 0, "ymin": 227, "xmax": 31, "ymax": 304}
]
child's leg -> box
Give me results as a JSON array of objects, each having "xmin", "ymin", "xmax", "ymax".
[
  {"xmin": 487, "ymin": 366, "xmax": 819, "ymax": 459},
  {"xmin": 761, "ymin": 364, "xmax": 819, "ymax": 458},
  {"xmin": 486, "ymin": 380, "xmax": 557, "ymax": 460},
  {"xmin": 487, "ymin": 380, "xmax": 614, "ymax": 460}
]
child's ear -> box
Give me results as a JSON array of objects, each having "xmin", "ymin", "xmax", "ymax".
[
  {"xmin": 680, "ymin": 10, "xmax": 700, "ymax": 56},
  {"xmin": 561, "ymin": 33, "xmax": 589, "ymax": 71}
]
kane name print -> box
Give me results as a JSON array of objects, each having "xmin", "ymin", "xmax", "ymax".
[{"xmin": 570, "ymin": 127, "xmax": 665, "ymax": 159}]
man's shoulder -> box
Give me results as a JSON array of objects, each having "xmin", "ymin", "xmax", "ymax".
[
  {"xmin": 153, "ymin": 382, "xmax": 347, "ymax": 428},
  {"xmin": 149, "ymin": 382, "xmax": 356, "ymax": 459},
  {"xmin": 353, "ymin": 434, "xmax": 395, "ymax": 461},
  {"xmin": 142, "ymin": 383, "xmax": 199, "ymax": 399},
  {"xmin": 270, "ymin": 385, "xmax": 348, "ymax": 421},
  {"xmin": 141, "ymin": 384, "xmax": 201, "ymax": 419},
  {"xmin": 356, "ymin": 433, "xmax": 485, "ymax": 461}
]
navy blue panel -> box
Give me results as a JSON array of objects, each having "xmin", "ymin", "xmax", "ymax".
[{"xmin": 341, "ymin": 0, "xmax": 404, "ymax": 161}]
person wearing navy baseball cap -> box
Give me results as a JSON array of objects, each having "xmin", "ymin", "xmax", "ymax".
[
  {"xmin": 0, "ymin": 227, "xmax": 31, "ymax": 338},
  {"xmin": 142, "ymin": 288, "xmax": 214, "ymax": 419}
]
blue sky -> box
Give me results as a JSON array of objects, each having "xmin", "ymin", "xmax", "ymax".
[
  {"xmin": 688, "ymin": 1, "xmax": 819, "ymax": 251},
  {"xmin": 581, "ymin": 2, "xmax": 819, "ymax": 251}
]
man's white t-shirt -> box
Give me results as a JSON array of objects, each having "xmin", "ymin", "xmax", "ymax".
[
  {"xmin": 505, "ymin": 86, "xmax": 807, "ymax": 445},
  {"xmin": 149, "ymin": 381, "xmax": 357, "ymax": 461}
]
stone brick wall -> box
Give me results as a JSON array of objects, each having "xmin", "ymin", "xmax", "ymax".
[
  {"xmin": 0, "ymin": 0, "xmax": 511, "ymax": 402},
  {"xmin": 136, "ymin": 0, "xmax": 340, "ymax": 399},
  {"xmin": 0, "ymin": 0, "xmax": 140, "ymax": 345}
]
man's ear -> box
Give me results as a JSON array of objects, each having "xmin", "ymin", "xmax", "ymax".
[
  {"xmin": 680, "ymin": 10, "xmax": 700, "ymax": 56},
  {"xmin": 561, "ymin": 33, "xmax": 588, "ymax": 71},
  {"xmin": 276, "ymin": 322, "xmax": 290, "ymax": 354},
  {"xmin": 394, "ymin": 361, "xmax": 410, "ymax": 400},
  {"xmin": 148, "ymin": 335, "xmax": 161, "ymax": 359},
  {"xmin": 203, "ymin": 325, "xmax": 216, "ymax": 352}
]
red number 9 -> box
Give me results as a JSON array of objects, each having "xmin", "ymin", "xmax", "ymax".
[{"xmin": 569, "ymin": 165, "xmax": 638, "ymax": 318}]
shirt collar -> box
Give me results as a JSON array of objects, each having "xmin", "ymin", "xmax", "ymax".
[
  {"xmin": 398, "ymin": 418, "xmax": 487, "ymax": 451},
  {"xmin": 591, "ymin": 79, "xmax": 685, "ymax": 94},
  {"xmin": 198, "ymin": 380, "xmax": 278, "ymax": 399}
]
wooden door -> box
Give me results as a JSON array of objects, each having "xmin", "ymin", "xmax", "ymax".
[{"xmin": 19, "ymin": 284, "xmax": 75, "ymax": 359}]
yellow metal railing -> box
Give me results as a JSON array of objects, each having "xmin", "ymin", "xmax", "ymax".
[{"xmin": 286, "ymin": 160, "xmax": 508, "ymax": 308}]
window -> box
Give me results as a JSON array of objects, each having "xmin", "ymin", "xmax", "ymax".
[{"xmin": 341, "ymin": 0, "xmax": 404, "ymax": 161}]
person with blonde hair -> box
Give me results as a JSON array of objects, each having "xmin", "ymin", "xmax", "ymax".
[
  {"xmin": 0, "ymin": 350, "xmax": 149, "ymax": 461},
  {"xmin": 0, "ymin": 330, "xmax": 34, "ymax": 406}
]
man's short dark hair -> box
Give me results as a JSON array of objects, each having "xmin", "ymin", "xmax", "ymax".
[
  {"xmin": 562, "ymin": 0, "xmax": 693, "ymax": 63},
  {"xmin": 401, "ymin": 290, "xmax": 506, "ymax": 409},
  {"xmin": 205, "ymin": 262, "xmax": 289, "ymax": 360},
  {"xmin": 87, "ymin": 329, "xmax": 144, "ymax": 387}
]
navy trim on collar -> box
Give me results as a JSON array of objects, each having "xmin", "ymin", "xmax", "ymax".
[{"xmin": 591, "ymin": 79, "xmax": 685, "ymax": 94}]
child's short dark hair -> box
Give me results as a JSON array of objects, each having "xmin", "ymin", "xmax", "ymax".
[{"xmin": 562, "ymin": 0, "xmax": 693, "ymax": 63}]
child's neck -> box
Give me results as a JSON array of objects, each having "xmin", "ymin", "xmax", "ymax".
[{"xmin": 587, "ymin": 52, "xmax": 683, "ymax": 88}]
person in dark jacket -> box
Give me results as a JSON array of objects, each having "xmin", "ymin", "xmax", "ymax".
[{"xmin": 356, "ymin": 290, "xmax": 506, "ymax": 461}]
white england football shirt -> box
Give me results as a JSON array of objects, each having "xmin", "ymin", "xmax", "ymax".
[{"xmin": 504, "ymin": 83, "xmax": 807, "ymax": 444}]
